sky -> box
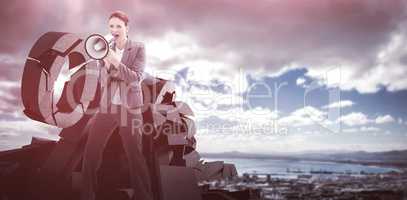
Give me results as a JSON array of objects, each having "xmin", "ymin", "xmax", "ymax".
[{"xmin": 1, "ymin": 0, "xmax": 407, "ymax": 153}]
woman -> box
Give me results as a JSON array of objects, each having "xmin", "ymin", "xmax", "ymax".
[{"xmin": 81, "ymin": 10, "xmax": 152, "ymax": 200}]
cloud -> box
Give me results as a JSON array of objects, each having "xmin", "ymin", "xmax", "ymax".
[
  {"xmin": 306, "ymin": 18, "xmax": 407, "ymax": 93},
  {"xmin": 0, "ymin": 0, "xmax": 93, "ymax": 55},
  {"xmin": 278, "ymin": 106, "xmax": 331, "ymax": 127},
  {"xmin": 375, "ymin": 114, "xmax": 395, "ymax": 124},
  {"xmin": 322, "ymin": 100, "xmax": 355, "ymax": 109},
  {"xmin": 0, "ymin": 80, "xmax": 21, "ymax": 114},
  {"xmin": 296, "ymin": 77, "xmax": 306, "ymax": 86},
  {"xmin": 2, "ymin": 0, "xmax": 407, "ymax": 94},
  {"xmin": 360, "ymin": 126, "xmax": 381, "ymax": 132},
  {"xmin": 136, "ymin": 0, "xmax": 407, "ymax": 94},
  {"xmin": 337, "ymin": 112, "xmax": 370, "ymax": 126},
  {"xmin": 0, "ymin": 119, "xmax": 59, "ymax": 150},
  {"xmin": 291, "ymin": 106, "xmax": 325, "ymax": 118},
  {"xmin": 342, "ymin": 126, "xmax": 381, "ymax": 133},
  {"xmin": 195, "ymin": 132, "xmax": 312, "ymax": 153},
  {"xmin": 196, "ymin": 106, "xmax": 279, "ymax": 129},
  {"xmin": 0, "ymin": 55, "xmax": 25, "ymax": 82},
  {"xmin": 196, "ymin": 123, "xmax": 402, "ymax": 153},
  {"xmin": 342, "ymin": 128, "xmax": 358, "ymax": 133}
]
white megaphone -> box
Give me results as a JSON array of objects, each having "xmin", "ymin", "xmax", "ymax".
[{"xmin": 84, "ymin": 34, "xmax": 115, "ymax": 60}]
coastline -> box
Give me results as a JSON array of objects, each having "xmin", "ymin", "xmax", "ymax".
[{"xmin": 201, "ymin": 154, "xmax": 407, "ymax": 174}]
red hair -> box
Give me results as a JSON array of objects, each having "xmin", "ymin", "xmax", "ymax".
[{"xmin": 109, "ymin": 10, "xmax": 129, "ymax": 26}]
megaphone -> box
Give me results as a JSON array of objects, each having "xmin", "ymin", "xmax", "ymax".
[{"xmin": 84, "ymin": 34, "xmax": 114, "ymax": 60}]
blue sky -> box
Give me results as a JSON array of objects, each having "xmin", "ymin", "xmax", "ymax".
[{"xmin": 163, "ymin": 65, "xmax": 407, "ymax": 153}]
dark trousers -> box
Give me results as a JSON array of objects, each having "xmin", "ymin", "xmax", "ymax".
[{"xmin": 81, "ymin": 105, "xmax": 153, "ymax": 200}]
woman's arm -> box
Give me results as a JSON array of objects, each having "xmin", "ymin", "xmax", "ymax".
[{"xmin": 106, "ymin": 43, "xmax": 145, "ymax": 84}]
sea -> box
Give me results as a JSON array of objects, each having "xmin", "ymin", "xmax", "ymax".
[{"xmin": 202, "ymin": 157, "xmax": 400, "ymax": 178}]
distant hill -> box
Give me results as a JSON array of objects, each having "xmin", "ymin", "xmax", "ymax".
[
  {"xmin": 324, "ymin": 150, "xmax": 407, "ymax": 163},
  {"xmin": 201, "ymin": 149, "xmax": 407, "ymax": 167}
]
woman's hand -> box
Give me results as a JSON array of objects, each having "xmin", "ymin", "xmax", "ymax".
[
  {"xmin": 103, "ymin": 50, "xmax": 121, "ymax": 77},
  {"xmin": 104, "ymin": 50, "xmax": 120, "ymax": 69}
]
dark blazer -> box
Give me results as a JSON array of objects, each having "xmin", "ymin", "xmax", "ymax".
[{"xmin": 100, "ymin": 39, "xmax": 145, "ymax": 109}]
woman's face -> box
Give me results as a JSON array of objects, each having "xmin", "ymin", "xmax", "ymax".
[{"xmin": 108, "ymin": 17, "xmax": 128, "ymax": 41}]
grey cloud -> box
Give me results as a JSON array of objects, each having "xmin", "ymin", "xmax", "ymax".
[
  {"xmin": 399, "ymin": 54, "xmax": 407, "ymax": 65},
  {"xmin": 3, "ymin": 0, "xmax": 405, "ymax": 71},
  {"xmin": 0, "ymin": 59, "xmax": 24, "ymax": 82},
  {"xmin": 130, "ymin": 1, "xmax": 405, "ymax": 70},
  {"xmin": 1, "ymin": 0, "xmax": 406, "ymax": 111}
]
